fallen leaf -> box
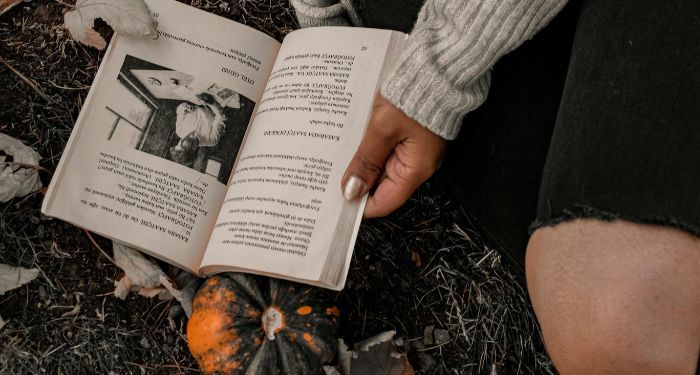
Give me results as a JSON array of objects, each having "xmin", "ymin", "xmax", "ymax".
[
  {"xmin": 112, "ymin": 241, "xmax": 197, "ymax": 316},
  {"xmin": 0, "ymin": 133, "xmax": 42, "ymax": 203},
  {"xmin": 136, "ymin": 285, "xmax": 169, "ymax": 299},
  {"xmin": 113, "ymin": 241, "xmax": 164, "ymax": 290},
  {"xmin": 64, "ymin": 0, "xmax": 158, "ymax": 49},
  {"xmin": 81, "ymin": 27, "xmax": 107, "ymax": 49},
  {"xmin": 336, "ymin": 339, "xmax": 352, "ymax": 374},
  {"xmin": 0, "ymin": 0, "xmax": 22, "ymax": 17},
  {"xmin": 0, "ymin": 263, "xmax": 40, "ymax": 295},
  {"xmin": 410, "ymin": 251, "xmax": 422, "ymax": 268},
  {"xmin": 61, "ymin": 304, "xmax": 81, "ymax": 317},
  {"xmin": 335, "ymin": 331, "xmax": 414, "ymax": 375},
  {"xmin": 165, "ymin": 266, "xmax": 199, "ymax": 316}
]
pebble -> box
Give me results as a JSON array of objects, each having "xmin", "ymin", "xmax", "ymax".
[
  {"xmin": 139, "ymin": 337, "xmax": 151, "ymax": 349},
  {"xmin": 38, "ymin": 285, "xmax": 47, "ymax": 300},
  {"xmin": 423, "ymin": 325, "xmax": 435, "ymax": 345},
  {"xmin": 434, "ymin": 329, "xmax": 450, "ymax": 345}
]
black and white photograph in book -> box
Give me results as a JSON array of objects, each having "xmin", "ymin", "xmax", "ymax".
[{"xmin": 106, "ymin": 55, "xmax": 255, "ymax": 184}]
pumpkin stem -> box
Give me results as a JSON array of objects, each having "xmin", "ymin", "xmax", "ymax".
[{"xmin": 262, "ymin": 305, "xmax": 285, "ymax": 340}]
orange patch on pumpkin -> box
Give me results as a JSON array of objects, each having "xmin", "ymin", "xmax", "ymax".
[
  {"xmin": 194, "ymin": 287, "xmax": 236, "ymax": 311},
  {"xmin": 296, "ymin": 306, "xmax": 312, "ymax": 315},
  {"xmin": 187, "ymin": 308, "xmax": 243, "ymax": 374},
  {"xmin": 303, "ymin": 332, "xmax": 313, "ymax": 343},
  {"xmin": 303, "ymin": 332, "xmax": 322, "ymax": 353},
  {"xmin": 325, "ymin": 306, "xmax": 341, "ymax": 317}
]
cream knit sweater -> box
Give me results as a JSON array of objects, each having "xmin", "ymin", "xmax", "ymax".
[{"xmin": 291, "ymin": 0, "xmax": 568, "ymax": 139}]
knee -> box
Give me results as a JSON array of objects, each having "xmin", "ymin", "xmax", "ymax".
[
  {"xmin": 538, "ymin": 296, "xmax": 694, "ymax": 374},
  {"xmin": 525, "ymin": 220, "xmax": 700, "ymax": 374}
]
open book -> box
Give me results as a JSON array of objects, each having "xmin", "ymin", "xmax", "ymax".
[{"xmin": 41, "ymin": 0, "xmax": 406, "ymax": 290}]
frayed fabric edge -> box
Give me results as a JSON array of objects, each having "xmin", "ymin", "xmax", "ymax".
[{"xmin": 529, "ymin": 205, "xmax": 700, "ymax": 239}]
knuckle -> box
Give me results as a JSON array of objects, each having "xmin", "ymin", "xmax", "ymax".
[
  {"xmin": 393, "ymin": 162, "xmax": 414, "ymax": 183},
  {"xmin": 369, "ymin": 120, "xmax": 396, "ymax": 140},
  {"xmin": 391, "ymin": 159, "xmax": 429, "ymax": 185},
  {"xmin": 356, "ymin": 153, "xmax": 384, "ymax": 175}
]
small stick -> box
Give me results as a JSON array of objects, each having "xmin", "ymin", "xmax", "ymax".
[
  {"xmin": 0, "ymin": 55, "xmax": 52, "ymax": 102},
  {"xmin": 84, "ymin": 230, "xmax": 116, "ymax": 265},
  {"xmin": 53, "ymin": 0, "xmax": 75, "ymax": 8}
]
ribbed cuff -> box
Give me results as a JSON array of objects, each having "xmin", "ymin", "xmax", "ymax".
[
  {"xmin": 381, "ymin": 0, "xmax": 567, "ymax": 140},
  {"xmin": 381, "ymin": 68, "xmax": 491, "ymax": 140},
  {"xmin": 291, "ymin": 0, "xmax": 351, "ymax": 27}
]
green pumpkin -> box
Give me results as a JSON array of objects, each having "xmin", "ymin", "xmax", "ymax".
[{"xmin": 187, "ymin": 273, "xmax": 340, "ymax": 374}]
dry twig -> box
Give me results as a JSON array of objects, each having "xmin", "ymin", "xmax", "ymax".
[
  {"xmin": 0, "ymin": 55, "xmax": 51, "ymax": 102},
  {"xmin": 84, "ymin": 230, "xmax": 116, "ymax": 265}
]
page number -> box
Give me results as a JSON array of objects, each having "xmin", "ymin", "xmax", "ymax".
[{"xmin": 361, "ymin": 46, "xmax": 368, "ymax": 51}]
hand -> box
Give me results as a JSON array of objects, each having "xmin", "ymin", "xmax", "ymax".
[{"xmin": 342, "ymin": 94, "xmax": 446, "ymax": 218}]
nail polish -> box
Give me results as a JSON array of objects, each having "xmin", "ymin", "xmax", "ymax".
[{"xmin": 343, "ymin": 175, "xmax": 365, "ymax": 201}]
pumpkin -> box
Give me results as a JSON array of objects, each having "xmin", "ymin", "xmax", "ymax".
[{"xmin": 187, "ymin": 273, "xmax": 340, "ymax": 374}]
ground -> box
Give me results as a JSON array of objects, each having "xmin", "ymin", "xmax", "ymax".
[{"xmin": 0, "ymin": 1, "xmax": 553, "ymax": 373}]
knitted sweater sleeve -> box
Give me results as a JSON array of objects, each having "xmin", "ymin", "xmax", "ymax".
[{"xmin": 381, "ymin": 0, "xmax": 568, "ymax": 139}]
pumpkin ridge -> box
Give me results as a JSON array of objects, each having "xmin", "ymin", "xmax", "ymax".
[
  {"xmin": 273, "ymin": 332, "xmax": 320, "ymax": 374},
  {"xmin": 284, "ymin": 326, "xmax": 328, "ymax": 352},
  {"xmin": 227, "ymin": 273, "xmax": 268, "ymax": 309}
]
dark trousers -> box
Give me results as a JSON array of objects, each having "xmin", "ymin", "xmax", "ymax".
[{"xmin": 358, "ymin": 0, "xmax": 700, "ymax": 273}]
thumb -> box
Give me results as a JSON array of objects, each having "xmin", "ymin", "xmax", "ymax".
[{"xmin": 342, "ymin": 120, "xmax": 397, "ymax": 201}]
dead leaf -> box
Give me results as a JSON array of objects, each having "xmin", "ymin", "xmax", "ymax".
[
  {"xmin": 64, "ymin": 0, "xmax": 158, "ymax": 49},
  {"xmin": 336, "ymin": 331, "xmax": 414, "ymax": 375},
  {"xmin": 410, "ymin": 251, "xmax": 422, "ymax": 268},
  {"xmin": 61, "ymin": 304, "xmax": 81, "ymax": 317},
  {"xmin": 336, "ymin": 339, "xmax": 352, "ymax": 374},
  {"xmin": 112, "ymin": 241, "xmax": 197, "ymax": 316},
  {"xmin": 0, "ymin": 0, "xmax": 22, "ymax": 17},
  {"xmin": 0, "ymin": 133, "xmax": 42, "ymax": 203},
  {"xmin": 81, "ymin": 27, "xmax": 107, "ymax": 49},
  {"xmin": 136, "ymin": 285, "xmax": 169, "ymax": 299},
  {"xmin": 0, "ymin": 263, "xmax": 40, "ymax": 295},
  {"xmin": 113, "ymin": 241, "xmax": 164, "ymax": 290}
]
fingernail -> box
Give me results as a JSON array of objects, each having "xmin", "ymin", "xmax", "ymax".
[{"xmin": 343, "ymin": 175, "xmax": 366, "ymax": 201}]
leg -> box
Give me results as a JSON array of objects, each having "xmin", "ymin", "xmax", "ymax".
[{"xmin": 526, "ymin": 219, "xmax": 700, "ymax": 374}]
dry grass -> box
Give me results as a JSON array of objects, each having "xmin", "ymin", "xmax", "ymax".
[{"xmin": 0, "ymin": 0, "xmax": 552, "ymax": 373}]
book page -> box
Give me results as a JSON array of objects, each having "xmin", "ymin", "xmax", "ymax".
[
  {"xmin": 41, "ymin": 0, "xmax": 280, "ymax": 272},
  {"xmin": 201, "ymin": 27, "xmax": 403, "ymax": 285}
]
